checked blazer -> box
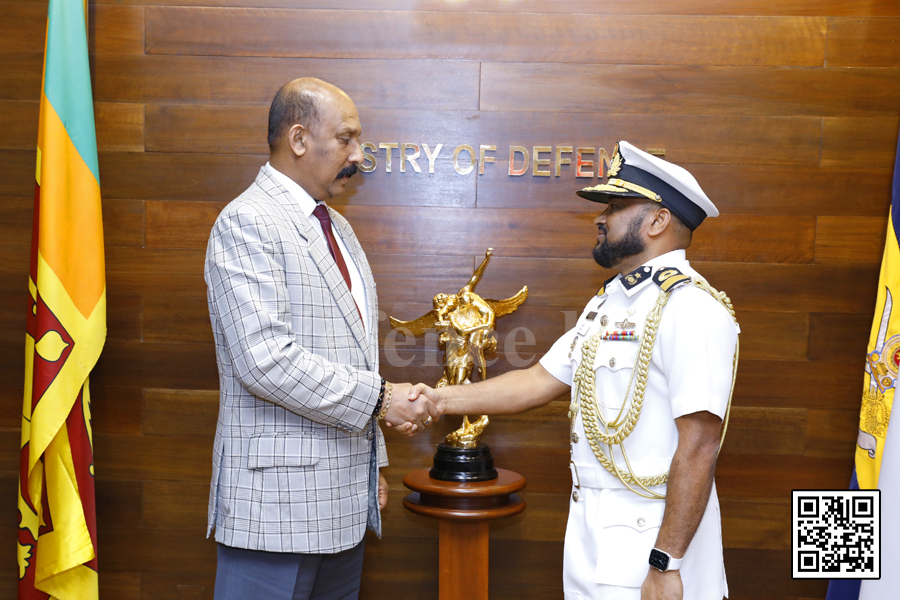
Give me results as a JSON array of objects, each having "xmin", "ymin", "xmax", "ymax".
[{"xmin": 204, "ymin": 165, "xmax": 388, "ymax": 554}]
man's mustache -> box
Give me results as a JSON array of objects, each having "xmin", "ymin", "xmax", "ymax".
[{"xmin": 337, "ymin": 164, "xmax": 358, "ymax": 179}]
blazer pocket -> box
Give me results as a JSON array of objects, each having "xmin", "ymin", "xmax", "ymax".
[
  {"xmin": 247, "ymin": 432, "xmax": 320, "ymax": 469},
  {"xmin": 593, "ymin": 491, "xmax": 665, "ymax": 587}
]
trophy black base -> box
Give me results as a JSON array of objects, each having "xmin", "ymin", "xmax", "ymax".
[{"xmin": 430, "ymin": 442, "xmax": 498, "ymax": 482}]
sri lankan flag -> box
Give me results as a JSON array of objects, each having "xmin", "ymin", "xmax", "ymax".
[
  {"xmin": 18, "ymin": 0, "xmax": 106, "ymax": 597},
  {"xmin": 856, "ymin": 132, "xmax": 900, "ymax": 490}
]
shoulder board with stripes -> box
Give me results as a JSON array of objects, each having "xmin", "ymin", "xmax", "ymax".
[{"xmin": 652, "ymin": 267, "xmax": 692, "ymax": 293}]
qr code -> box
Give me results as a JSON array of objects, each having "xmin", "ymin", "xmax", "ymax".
[{"xmin": 792, "ymin": 490, "xmax": 880, "ymax": 579}]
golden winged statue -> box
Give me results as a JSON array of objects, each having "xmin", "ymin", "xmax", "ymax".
[{"xmin": 389, "ymin": 248, "xmax": 528, "ymax": 448}]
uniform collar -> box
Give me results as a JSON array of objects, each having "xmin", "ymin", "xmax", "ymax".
[
  {"xmin": 266, "ymin": 162, "xmax": 322, "ymax": 218},
  {"xmin": 610, "ymin": 249, "xmax": 689, "ymax": 298}
]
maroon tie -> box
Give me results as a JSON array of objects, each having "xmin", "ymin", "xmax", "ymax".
[{"xmin": 312, "ymin": 204, "xmax": 362, "ymax": 323}]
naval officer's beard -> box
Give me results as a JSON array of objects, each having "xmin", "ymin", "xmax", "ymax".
[{"xmin": 592, "ymin": 213, "xmax": 646, "ymax": 270}]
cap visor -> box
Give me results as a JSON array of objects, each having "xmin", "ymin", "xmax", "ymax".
[{"xmin": 576, "ymin": 189, "xmax": 643, "ymax": 203}]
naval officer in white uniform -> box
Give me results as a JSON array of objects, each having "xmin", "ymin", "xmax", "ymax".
[{"xmin": 412, "ymin": 141, "xmax": 739, "ymax": 600}]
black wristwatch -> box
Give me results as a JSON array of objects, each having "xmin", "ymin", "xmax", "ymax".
[{"xmin": 649, "ymin": 548, "xmax": 683, "ymax": 572}]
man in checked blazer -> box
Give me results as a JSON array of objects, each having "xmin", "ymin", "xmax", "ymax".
[{"xmin": 204, "ymin": 78, "xmax": 440, "ymax": 600}]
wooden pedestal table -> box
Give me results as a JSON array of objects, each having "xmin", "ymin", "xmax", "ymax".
[{"xmin": 403, "ymin": 468, "xmax": 526, "ymax": 600}]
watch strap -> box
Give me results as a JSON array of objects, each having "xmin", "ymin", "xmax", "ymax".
[{"xmin": 649, "ymin": 548, "xmax": 683, "ymax": 571}]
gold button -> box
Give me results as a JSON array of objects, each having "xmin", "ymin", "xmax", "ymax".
[
  {"xmin": 600, "ymin": 315, "xmax": 608, "ymax": 326},
  {"xmin": 609, "ymin": 357, "xmax": 616, "ymax": 368},
  {"xmin": 637, "ymin": 517, "xmax": 646, "ymax": 527},
  {"xmin": 572, "ymin": 490, "xmax": 581, "ymax": 502},
  {"xmin": 571, "ymin": 432, "xmax": 579, "ymax": 444}
]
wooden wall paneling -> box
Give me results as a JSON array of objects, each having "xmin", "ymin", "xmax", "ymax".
[
  {"xmin": 143, "ymin": 389, "xmax": 219, "ymax": 436},
  {"xmin": 145, "ymin": 104, "xmax": 268, "ymax": 154},
  {"xmin": 463, "ymin": 257, "xmax": 616, "ymax": 308},
  {"xmin": 144, "ymin": 200, "xmax": 226, "ymax": 249},
  {"xmin": 0, "ymin": 3, "xmax": 144, "ymax": 55},
  {"xmin": 720, "ymin": 407, "xmax": 807, "ymax": 456},
  {"xmin": 94, "ymin": 432, "xmax": 213, "ymax": 482},
  {"xmin": 143, "ymin": 481, "xmax": 210, "ymax": 534},
  {"xmin": 692, "ymin": 215, "xmax": 817, "ymax": 264},
  {"xmin": 88, "ymin": 5, "xmax": 145, "ymax": 56},
  {"xmin": 723, "ymin": 548, "xmax": 827, "ymax": 598},
  {"xmin": 95, "ymin": 479, "xmax": 143, "ymax": 529},
  {"xmin": 0, "ymin": 362, "xmax": 26, "ymax": 430},
  {"xmin": 146, "ymin": 106, "xmax": 823, "ymax": 167},
  {"xmin": 0, "ymin": 100, "xmax": 38, "ymax": 149},
  {"xmin": 733, "ymin": 359, "xmax": 864, "ymax": 411},
  {"xmin": 104, "ymin": 198, "xmax": 145, "ymax": 247},
  {"xmin": 716, "ymin": 454, "xmax": 853, "ymax": 499},
  {"xmin": 105, "ymin": 248, "xmax": 207, "ymax": 297},
  {"xmin": 0, "ymin": 149, "xmax": 36, "ymax": 198},
  {"xmin": 0, "ymin": 292, "xmax": 27, "ymax": 346},
  {"xmin": 99, "ymin": 527, "xmax": 217, "ymax": 574},
  {"xmin": 827, "ymin": 17, "xmax": 900, "ymax": 67},
  {"xmin": 367, "ymin": 253, "xmax": 476, "ymax": 303},
  {"xmin": 90, "ymin": 386, "xmax": 145, "ymax": 435},
  {"xmin": 61, "ymin": 0, "xmax": 900, "ymax": 17},
  {"xmin": 720, "ymin": 498, "xmax": 790, "ymax": 550},
  {"xmin": 478, "ymin": 164, "xmax": 893, "ymax": 215},
  {"xmin": 815, "ymin": 215, "xmax": 887, "ymax": 265},
  {"xmin": 480, "ymin": 63, "xmax": 900, "ymax": 118},
  {"xmin": 98, "ymin": 153, "xmax": 263, "ymax": 202},
  {"xmin": 0, "ymin": 3, "xmax": 48, "ymax": 54},
  {"xmin": 804, "ymin": 408, "xmax": 860, "ymax": 458},
  {"xmin": 0, "ymin": 195, "xmax": 32, "ymax": 265},
  {"xmin": 807, "ymin": 312, "xmax": 872, "ymax": 361},
  {"xmin": 821, "ymin": 117, "xmax": 900, "ymax": 169},
  {"xmin": 489, "ymin": 539, "xmax": 565, "ymax": 587},
  {"xmin": 91, "ymin": 55, "xmax": 481, "ymax": 109},
  {"xmin": 696, "ymin": 262, "xmax": 879, "ymax": 314},
  {"xmin": 733, "ymin": 311, "xmax": 810, "ymax": 361},
  {"xmin": 106, "ymin": 294, "xmax": 143, "ymax": 341},
  {"xmin": 477, "ymin": 163, "xmax": 893, "ymax": 215},
  {"xmin": 462, "ymin": 258, "xmax": 880, "ymax": 315},
  {"xmin": 91, "ymin": 340, "xmax": 218, "ymax": 390},
  {"xmin": 0, "ymin": 432, "xmax": 23, "ymax": 474},
  {"xmin": 145, "ymin": 8, "xmax": 827, "ymax": 66},
  {"xmin": 343, "ymin": 206, "xmax": 819, "ymax": 263},
  {"xmin": 94, "ymin": 102, "xmax": 145, "ymax": 152},
  {"xmin": 690, "ymin": 165, "xmax": 893, "ymax": 217},
  {"xmin": 465, "ymin": 116, "xmax": 825, "ymax": 166},
  {"xmin": 0, "ymin": 52, "xmax": 45, "ymax": 101},
  {"xmin": 143, "ymin": 294, "xmax": 214, "ymax": 344},
  {"xmin": 360, "ymin": 536, "xmax": 439, "ymax": 586},
  {"xmin": 0, "ymin": 100, "xmax": 144, "ymax": 152},
  {"xmin": 99, "ymin": 572, "xmax": 142, "ymax": 600},
  {"xmin": 141, "ymin": 573, "xmax": 216, "ymax": 600},
  {"xmin": 338, "ymin": 166, "xmax": 477, "ymax": 208}
]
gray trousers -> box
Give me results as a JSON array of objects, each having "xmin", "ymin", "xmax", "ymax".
[{"xmin": 214, "ymin": 540, "xmax": 366, "ymax": 600}]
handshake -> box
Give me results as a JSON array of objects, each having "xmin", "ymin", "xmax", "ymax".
[{"xmin": 380, "ymin": 382, "xmax": 446, "ymax": 437}]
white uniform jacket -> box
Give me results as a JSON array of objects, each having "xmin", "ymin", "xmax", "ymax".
[
  {"xmin": 204, "ymin": 165, "xmax": 387, "ymax": 554},
  {"xmin": 540, "ymin": 250, "xmax": 738, "ymax": 600}
]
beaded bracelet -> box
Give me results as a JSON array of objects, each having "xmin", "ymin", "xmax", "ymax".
[
  {"xmin": 377, "ymin": 382, "xmax": 394, "ymax": 421},
  {"xmin": 373, "ymin": 378, "xmax": 386, "ymax": 417}
]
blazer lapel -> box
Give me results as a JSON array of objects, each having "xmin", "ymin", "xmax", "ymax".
[
  {"xmin": 332, "ymin": 211, "xmax": 379, "ymax": 361},
  {"xmin": 257, "ymin": 168, "xmax": 372, "ymax": 366}
]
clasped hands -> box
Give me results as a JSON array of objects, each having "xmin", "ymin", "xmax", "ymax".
[{"xmin": 381, "ymin": 382, "xmax": 444, "ymax": 438}]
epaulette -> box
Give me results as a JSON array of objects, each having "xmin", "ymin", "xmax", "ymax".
[
  {"xmin": 596, "ymin": 275, "xmax": 618, "ymax": 296},
  {"xmin": 652, "ymin": 267, "xmax": 692, "ymax": 293}
]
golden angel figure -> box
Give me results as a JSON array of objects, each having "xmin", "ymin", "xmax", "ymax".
[{"xmin": 390, "ymin": 248, "xmax": 528, "ymax": 448}]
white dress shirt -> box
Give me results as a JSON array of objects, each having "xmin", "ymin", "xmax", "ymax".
[{"xmin": 266, "ymin": 162, "xmax": 368, "ymax": 332}]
